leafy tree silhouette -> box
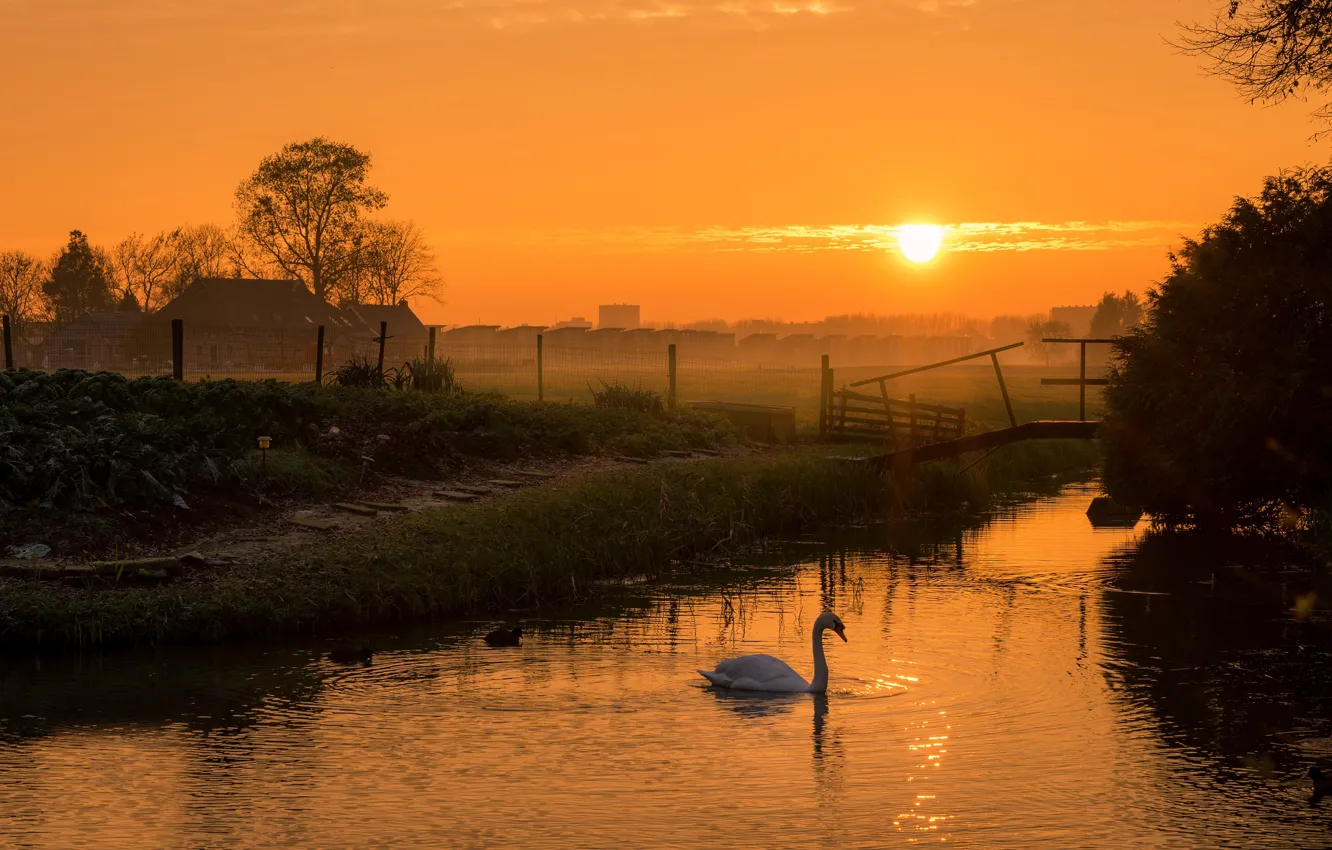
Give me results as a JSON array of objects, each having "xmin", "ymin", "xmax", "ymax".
[
  {"xmin": 42, "ymin": 230, "xmax": 115, "ymax": 322},
  {"xmin": 234, "ymin": 137, "xmax": 388, "ymax": 302},
  {"xmin": 1103, "ymin": 166, "xmax": 1332, "ymax": 526}
]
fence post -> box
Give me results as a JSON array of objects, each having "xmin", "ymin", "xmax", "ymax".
[
  {"xmin": 990, "ymin": 351, "xmax": 1016, "ymax": 427},
  {"xmin": 376, "ymin": 321, "xmax": 388, "ymax": 377},
  {"xmin": 819, "ymin": 354, "xmax": 830, "ymax": 439},
  {"xmin": 2, "ymin": 314, "xmax": 12, "ymax": 371},
  {"xmin": 1079, "ymin": 341, "xmax": 1087, "ymax": 422},
  {"xmin": 315, "ymin": 325, "xmax": 325, "ymax": 384},
  {"xmin": 171, "ymin": 319, "xmax": 184, "ymax": 381},
  {"xmin": 667, "ymin": 343, "xmax": 677, "ymax": 408},
  {"xmin": 428, "ymin": 326, "xmax": 437, "ymax": 363},
  {"xmin": 536, "ymin": 333, "xmax": 544, "ymax": 402},
  {"xmin": 827, "ymin": 366, "xmax": 834, "ymax": 435}
]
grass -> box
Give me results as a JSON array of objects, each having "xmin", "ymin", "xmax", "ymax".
[
  {"xmin": 0, "ymin": 439, "xmax": 1099, "ymax": 649},
  {"xmin": 830, "ymin": 363, "xmax": 1108, "ymax": 428},
  {"xmin": 31, "ymin": 357, "xmax": 1103, "ymax": 428},
  {"xmin": 447, "ymin": 360, "xmax": 1105, "ymax": 427}
]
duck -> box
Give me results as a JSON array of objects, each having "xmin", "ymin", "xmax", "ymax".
[
  {"xmin": 484, "ymin": 626, "xmax": 523, "ymax": 647},
  {"xmin": 1310, "ymin": 766, "xmax": 1332, "ymax": 803},
  {"xmin": 699, "ymin": 611, "xmax": 847, "ymax": 694},
  {"xmin": 327, "ymin": 646, "xmax": 374, "ymax": 664}
]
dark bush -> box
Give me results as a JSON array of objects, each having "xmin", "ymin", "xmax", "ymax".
[
  {"xmin": 0, "ymin": 370, "xmax": 741, "ymax": 512},
  {"xmin": 0, "ymin": 371, "xmax": 322, "ymax": 511},
  {"xmin": 1101, "ymin": 166, "xmax": 1332, "ymax": 526}
]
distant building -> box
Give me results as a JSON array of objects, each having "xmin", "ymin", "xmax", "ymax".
[
  {"xmin": 39, "ymin": 310, "xmax": 145, "ymax": 370},
  {"xmin": 552, "ymin": 316, "xmax": 592, "ymax": 330},
  {"xmin": 678, "ymin": 329, "xmax": 736, "ymax": 359},
  {"xmin": 441, "ymin": 325, "xmax": 501, "ymax": 345},
  {"xmin": 342, "ymin": 301, "xmax": 428, "ymax": 340},
  {"xmin": 737, "ymin": 333, "xmax": 779, "ymax": 362},
  {"xmin": 598, "ymin": 304, "xmax": 641, "ymax": 330},
  {"xmin": 1051, "ymin": 305, "xmax": 1096, "ymax": 337},
  {"xmin": 584, "ymin": 327, "xmax": 629, "ymax": 350},
  {"xmin": 142, "ymin": 278, "xmax": 345, "ymax": 371},
  {"xmin": 150, "ymin": 278, "xmax": 344, "ymax": 329},
  {"xmin": 543, "ymin": 326, "xmax": 589, "ymax": 347},
  {"xmin": 495, "ymin": 325, "xmax": 546, "ymax": 345},
  {"xmin": 144, "ymin": 278, "xmax": 428, "ymax": 370},
  {"xmin": 622, "ymin": 328, "xmax": 659, "ymax": 351}
]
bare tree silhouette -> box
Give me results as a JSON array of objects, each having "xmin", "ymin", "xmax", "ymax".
[
  {"xmin": 1182, "ymin": 1, "xmax": 1332, "ymax": 131},
  {"xmin": 0, "ymin": 250, "xmax": 50, "ymax": 330},
  {"xmin": 357, "ymin": 219, "xmax": 442, "ymax": 307}
]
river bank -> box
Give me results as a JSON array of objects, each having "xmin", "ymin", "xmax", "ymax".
[{"xmin": 0, "ymin": 439, "xmax": 1098, "ymax": 649}]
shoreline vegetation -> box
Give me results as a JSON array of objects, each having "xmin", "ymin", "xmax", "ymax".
[
  {"xmin": 0, "ymin": 440, "xmax": 1099, "ymax": 650},
  {"xmin": 0, "ymin": 368, "xmax": 743, "ymax": 558}
]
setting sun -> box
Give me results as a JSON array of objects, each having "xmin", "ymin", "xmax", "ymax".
[{"xmin": 896, "ymin": 225, "xmax": 945, "ymax": 264}]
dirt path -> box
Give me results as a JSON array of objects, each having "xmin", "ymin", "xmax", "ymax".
[{"xmin": 159, "ymin": 449, "xmax": 755, "ymax": 568}]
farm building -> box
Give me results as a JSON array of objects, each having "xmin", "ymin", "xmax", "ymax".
[
  {"xmin": 35, "ymin": 311, "xmax": 146, "ymax": 371},
  {"xmin": 139, "ymin": 278, "xmax": 429, "ymax": 372}
]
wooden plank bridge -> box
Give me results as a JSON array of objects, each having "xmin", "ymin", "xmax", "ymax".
[
  {"xmin": 817, "ymin": 338, "xmax": 1113, "ymax": 470},
  {"xmin": 865, "ymin": 420, "xmax": 1100, "ymax": 471}
]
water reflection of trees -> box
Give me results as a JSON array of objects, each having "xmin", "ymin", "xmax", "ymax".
[
  {"xmin": 0, "ymin": 646, "xmax": 327, "ymax": 743},
  {"xmin": 1099, "ymin": 531, "xmax": 1332, "ymax": 775}
]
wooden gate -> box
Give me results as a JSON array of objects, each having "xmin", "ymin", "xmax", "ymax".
[{"xmin": 826, "ymin": 387, "xmax": 965, "ymax": 444}]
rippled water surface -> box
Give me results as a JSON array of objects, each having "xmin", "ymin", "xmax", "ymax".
[{"xmin": 6, "ymin": 483, "xmax": 1332, "ymax": 847}]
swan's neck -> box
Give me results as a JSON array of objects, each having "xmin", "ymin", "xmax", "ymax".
[{"xmin": 809, "ymin": 627, "xmax": 829, "ymax": 693}]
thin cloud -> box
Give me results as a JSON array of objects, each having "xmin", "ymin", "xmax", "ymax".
[
  {"xmin": 8, "ymin": 0, "xmax": 972, "ymax": 35},
  {"xmin": 444, "ymin": 221, "xmax": 1190, "ymax": 254}
]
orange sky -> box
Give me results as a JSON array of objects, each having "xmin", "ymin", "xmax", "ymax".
[{"xmin": 0, "ymin": 0, "xmax": 1326, "ymax": 326}]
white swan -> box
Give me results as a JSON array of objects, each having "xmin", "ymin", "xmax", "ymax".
[{"xmin": 698, "ymin": 611, "xmax": 847, "ymax": 693}]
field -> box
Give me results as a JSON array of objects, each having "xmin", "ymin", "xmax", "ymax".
[
  {"xmin": 435, "ymin": 349, "xmax": 1107, "ymax": 429},
  {"xmin": 39, "ymin": 360, "xmax": 1107, "ymax": 428},
  {"xmin": 830, "ymin": 363, "xmax": 1108, "ymax": 428},
  {"xmin": 21, "ymin": 338, "xmax": 1108, "ymax": 432}
]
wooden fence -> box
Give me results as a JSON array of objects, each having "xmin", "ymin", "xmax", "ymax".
[{"xmin": 824, "ymin": 387, "xmax": 966, "ymax": 444}]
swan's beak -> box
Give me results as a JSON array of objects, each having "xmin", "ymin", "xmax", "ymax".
[{"xmin": 833, "ymin": 624, "xmax": 847, "ymax": 642}]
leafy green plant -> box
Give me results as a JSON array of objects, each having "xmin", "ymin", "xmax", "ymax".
[
  {"xmin": 0, "ymin": 368, "xmax": 741, "ymax": 514},
  {"xmin": 384, "ymin": 364, "xmax": 412, "ymax": 392},
  {"xmin": 406, "ymin": 356, "xmax": 458, "ymax": 394},
  {"xmin": 328, "ymin": 355, "xmax": 457, "ymax": 395},
  {"xmin": 331, "ymin": 356, "xmax": 384, "ymax": 388},
  {"xmin": 589, "ymin": 380, "xmax": 664, "ymax": 414},
  {"xmin": 0, "ymin": 370, "xmax": 324, "ymax": 512}
]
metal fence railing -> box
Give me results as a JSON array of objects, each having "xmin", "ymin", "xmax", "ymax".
[
  {"xmin": 0, "ymin": 316, "xmax": 1104, "ymax": 428},
  {"xmin": 1, "ymin": 317, "xmax": 828, "ymax": 421}
]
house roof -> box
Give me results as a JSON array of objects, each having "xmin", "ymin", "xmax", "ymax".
[
  {"xmin": 67, "ymin": 310, "xmax": 146, "ymax": 331},
  {"xmin": 152, "ymin": 278, "xmax": 349, "ymax": 330},
  {"xmin": 340, "ymin": 303, "xmax": 427, "ymax": 336}
]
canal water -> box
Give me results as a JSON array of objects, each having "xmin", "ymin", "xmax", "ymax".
[{"xmin": 4, "ymin": 483, "xmax": 1332, "ymax": 848}]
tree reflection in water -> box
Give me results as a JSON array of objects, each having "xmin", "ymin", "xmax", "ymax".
[{"xmin": 1101, "ymin": 530, "xmax": 1332, "ymax": 783}]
